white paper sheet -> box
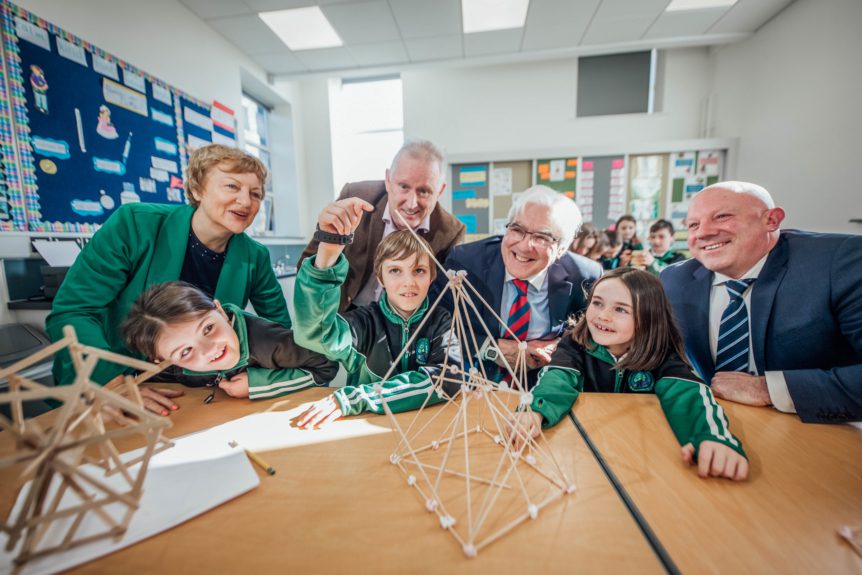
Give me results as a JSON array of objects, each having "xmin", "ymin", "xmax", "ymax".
[{"xmin": 32, "ymin": 240, "xmax": 81, "ymax": 267}]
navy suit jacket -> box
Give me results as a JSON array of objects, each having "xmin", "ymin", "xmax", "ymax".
[
  {"xmin": 435, "ymin": 236, "xmax": 601, "ymax": 384},
  {"xmin": 661, "ymin": 230, "xmax": 862, "ymax": 423}
]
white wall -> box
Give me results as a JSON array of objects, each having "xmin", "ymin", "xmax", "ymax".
[
  {"xmin": 710, "ymin": 0, "xmax": 862, "ymax": 233},
  {"xmin": 288, "ymin": 78, "xmax": 335, "ymax": 239},
  {"xmin": 401, "ymin": 48, "xmax": 713, "ymax": 157}
]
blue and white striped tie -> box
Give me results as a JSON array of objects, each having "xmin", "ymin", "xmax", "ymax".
[{"xmin": 715, "ymin": 279, "xmax": 755, "ymax": 373}]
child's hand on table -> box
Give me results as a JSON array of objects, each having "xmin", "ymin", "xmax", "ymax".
[
  {"xmin": 296, "ymin": 395, "xmax": 344, "ymax": 429},
  {"xmin": 682, "ymin": 440, "xmax": 748, "ymax": 481}
]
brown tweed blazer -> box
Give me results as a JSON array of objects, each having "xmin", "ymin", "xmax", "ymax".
[{"xmin": 299, "ymin": 180, "xmax": 466, "ymax": 311}]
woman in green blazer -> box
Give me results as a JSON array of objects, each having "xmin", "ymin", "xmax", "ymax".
[{"xmin": 45, "ymin": 144, "xmax": 290, "ymax": 414}]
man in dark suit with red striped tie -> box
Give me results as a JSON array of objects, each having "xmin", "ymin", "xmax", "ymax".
[{"xmin": 437, "ymin": 186, "xmax": 601, "ymax": 387}]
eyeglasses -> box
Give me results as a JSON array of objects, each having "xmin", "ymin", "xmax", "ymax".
[{"xmin": 505, "ymin": 223, "xmax": 560, "ymax": 249}]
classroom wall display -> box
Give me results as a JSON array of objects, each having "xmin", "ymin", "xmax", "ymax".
[
  {"xmin": 535, "ymin": 157, "xmax": 577, "ymax": 199},
  {"xmin": 578, "ymin": 156, "xmax": 625, "ymax": 230},
  {"xmin": 451, "ymin": 163, "xmax": 490, "ymax": 243},
  {"xmin": 666, "ymin": 149, "xmax": 724, "ymax": 231},
  {"xmin": 627, "ymin": 154, "xmax": 665, "ymax": 239},
  {"xmin": 0, "ymin": 0, "xmax": 237, "ymax": 232}
]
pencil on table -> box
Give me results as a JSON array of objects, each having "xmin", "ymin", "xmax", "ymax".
[
  {"xmin": 228, "ymin": 440, "xmax": 276, "ymax": 476},
  {"xmin": 245, "ymin": 449, "xmax": 276, "ymax": 476}
]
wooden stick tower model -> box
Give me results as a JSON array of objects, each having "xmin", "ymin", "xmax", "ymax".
[
  {"xmin": 0, "ymin": 325, "xmax": 173, "ymax": 569},
  {"xmin": 376, "ymin": 212, "xmax": 576, "ymax": 557}
]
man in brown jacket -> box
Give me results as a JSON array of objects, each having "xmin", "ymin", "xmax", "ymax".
[{"xmin": 300, "ymin": 140, "xmax": 465, "ymax": 311}]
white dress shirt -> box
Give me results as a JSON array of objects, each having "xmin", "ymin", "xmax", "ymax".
[{"xmin": 708, "ymin": 255, "xmax": 796, "ymax": 413}]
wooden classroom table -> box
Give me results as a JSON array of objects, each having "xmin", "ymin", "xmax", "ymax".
[
  {"xmin": 0, "ymin": 385, "xmax": 666, "ymax": 574},
  {"xmin": 570, "ymin": 393, "xmax": 862, "ymax": 574}
]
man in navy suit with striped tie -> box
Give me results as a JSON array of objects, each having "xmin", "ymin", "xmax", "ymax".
[
  {"xmin": 661, "ymin": 181, "xmax": 862, "ymax": 423},
  {"xmin": 437, "ymin": 185, "xmax": 601, "ymax": 388}
]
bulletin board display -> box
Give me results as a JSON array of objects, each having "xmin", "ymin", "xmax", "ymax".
[
  {"xmin": 665, "ymin": 150, "xmax": 724, "ymax": 232},
  {"xmin": 451, "ymin": 163, "xmax": 490, "ymax": 243},
  {"xmin": 0, "ymin": 0, "xmax": 236, "ymax": 232},
  {"xmin": 578, "ymin": 156, "xmax": 625, "ymax": 230},
  {"xmin": 627, "ymin": 154, "xmax": 666, "ymax": 240},
  {"xmin": 534, "ymin": 158, "xmax": 577, "ymax": 199}
]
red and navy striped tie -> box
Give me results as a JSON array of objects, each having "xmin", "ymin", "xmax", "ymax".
[
  {"xmin": 507, "ymin": 279, "xmax": 531, "ymax": 341},
  {"xmin": 500, "ymin": 279, "xmax": 531, "ymax": 384}
]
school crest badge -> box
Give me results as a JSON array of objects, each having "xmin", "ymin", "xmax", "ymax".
[
  {"xmin": 416, "ymin": 338, "xmax": 430, "ymax": 364},
  {"xmin": 628, "ymin": 371, "xmax": 654, "ymax": 392}
]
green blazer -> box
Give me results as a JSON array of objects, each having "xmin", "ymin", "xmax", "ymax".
[{"xmin": 45, "ymin": 203, "xmax": 291, "ymax": 386}]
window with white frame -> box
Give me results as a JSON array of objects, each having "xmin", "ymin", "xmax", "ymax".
[
  {"xmin": 242, "ymin": 94, "xmax": 274, "ymax": 234},
  {"xmin": 329, "ymin": 76, "xmax": 404, "ymax": 192}
]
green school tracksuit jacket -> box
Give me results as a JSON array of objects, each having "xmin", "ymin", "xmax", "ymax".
[
  {"xmin": 531, "ymin": 335, "xmax": 746, "ymax": 458},
  {"xmin": 294, "ymin": 255, "xmax": 461, "ymax": 416},
  {"xmin": 45, "ymin": 203, "xmax": 291, "ymax": 387},
  {"xmin": 645, "ymin": 250, "xmax": 687, "ymax": 276},
  {"xmin": 187, "ymin": 303, "xmax": 337, "ymax": 400}
]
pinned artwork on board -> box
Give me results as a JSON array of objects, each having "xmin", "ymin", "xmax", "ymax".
[
  {"xmin": 99, "ymin": 190, "xmax": 115, "ymax": 210},
  {"xmin": 39, "ymin": 159, "xmax": 57, "ymax": 175},
  {"xmin": 96, "ymin": 104, "xmax": 118, "ymax": 139},
  {"xmin": 29, "ymin": 64, "xmax": 49, "ymax": 113},
  {"xmin": 166, "ymin": 187, "xmax": 183, "ymax": 202},
  {"xmin": 70, "ymin": 198, "xmax": 104, "ymax": 217}
]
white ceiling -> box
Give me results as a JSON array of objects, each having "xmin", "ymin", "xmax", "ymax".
[{"xmin": 179, "ymin": 0, "xmax": 795, "ymax": 78}]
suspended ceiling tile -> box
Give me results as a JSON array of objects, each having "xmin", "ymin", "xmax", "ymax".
[
  {"xmin": 389, "ymin": 0, "xmax": 461, "ymax": 39},
  {"xmin": 180, "ymin": 0, "xmax": 254, "ymax": 20},
  {"xmin": 250, "ymin": 50, "xmax": 308, "ymax": 74},
  {"xmin": 294, "ymin": 46, "xmax": 358, "ymax": 71},
  {"xmin": 463, "ymin": 28, "xmax": 524, "ymax": 57},
  {"xmin": 581, "ymin": 14, "xmax": 656, "ymax": 45},
  {"xmin": 708, "ymin": 0, "xmax": 795, "ymax": 34},
  {"xmin": 404, "ymin": 35, "xmax": 463, "ymax": 62},
  {"xmin": 643, "ymin": 8, "xmax": 727, "ymax": 39},
  {"xmin": 521, "ymin": 0, "xmax": 601, "ymax": 51},
  {"xmin": 349, "ymin": 41, "xmax": 410, "ymax": 66},
  {"xmin": 208, "ymin": 14, "xmax": 290, "ymax": 54},
  {"xmin": 322, "ymin": 1, "xmax": 402, "ymax": 44}
]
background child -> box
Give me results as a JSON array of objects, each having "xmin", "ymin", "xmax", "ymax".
[
  {"xmin": 631, "ymin": 219, "xmax": 687, "ymax": 275},
  {"xmin": 508, "ymin": 267, "xmax": 748, "ymax": 481},
  {"xmin": 570, "ymin": 223, "xmax": 601, "ymax": 257},
  {"xmin": 122, "ymin": 282, "xmax": 337, "ymax": 403},
  {"xmin": 294, "ymin": 198, "xmax": 461, "ymax": 428},
  {"xmin": 602, "ymin": 215, "xmax": 644, "ymax": 270}
]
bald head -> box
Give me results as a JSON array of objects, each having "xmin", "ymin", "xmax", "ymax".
[
  {"xmin": 686, "ymin": 181, "xmax": 785, "ymax": 279},
  {"xmin": 696, "ymin": 181, "xmax": 775, "ymax": 209}
]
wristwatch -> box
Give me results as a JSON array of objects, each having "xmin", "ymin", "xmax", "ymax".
[
  {"xmin": 313, "ymin": 224, "xmax": 354, "ymax": 245},
  {"xmin": 479, "ymin": 338, "xmax": 499, "ymax": 362}
]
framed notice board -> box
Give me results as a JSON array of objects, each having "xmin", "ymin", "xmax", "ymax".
[
  {"xmin": 535, "ymin": 157, "xmax": 577, "ymax": 199},
  {"xmin": 451, "ymin": 163, "xmax": 490, "ymax": 243},
  {"xmin": 0, "ymin": 0, "xmax": 236, "ymax": 232}
]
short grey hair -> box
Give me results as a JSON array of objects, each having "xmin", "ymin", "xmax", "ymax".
[
  {"xmin": 390, "ymin": 139, "xmax": 445, "ymax": 177},
  {"xmin": 701, "ymin": 181, "xmax": 775, "ymax": 209},
  {"xmin": 507, "ymin": 185, "xmax": 583, "ymax": 248}
]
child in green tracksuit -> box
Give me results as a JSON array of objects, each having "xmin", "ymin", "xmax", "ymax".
[
  {"xmin": 509, "ymin": 267, "xmax": 749, "ymax": 481},
  {"xmin": 632, "ymin": 219, "xmax": 686, "ymax": 275},
  {"xmin": 294, "ymin": 198, "xmax": 461, "ymax": 428},
  {"xmin": 121, "ymin": 282, "xmax": 337, "ymax": 402}
]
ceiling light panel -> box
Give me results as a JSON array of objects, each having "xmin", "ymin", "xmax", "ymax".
[
  {"xmin": 259, "ymin": 6, "xmax": 343, "ymax": 51},
  {"xmin": 462, "ymin": 0, "xmax": 530, "ymax": 34},
  {"xmin": 665, "ymin": 0, "xmax": 738, "ymax": 11}
]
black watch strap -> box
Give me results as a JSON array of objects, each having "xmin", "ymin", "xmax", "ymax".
[{"xmin": 314, "ymin": 224, "xmax": 354, "ymax": 245}]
